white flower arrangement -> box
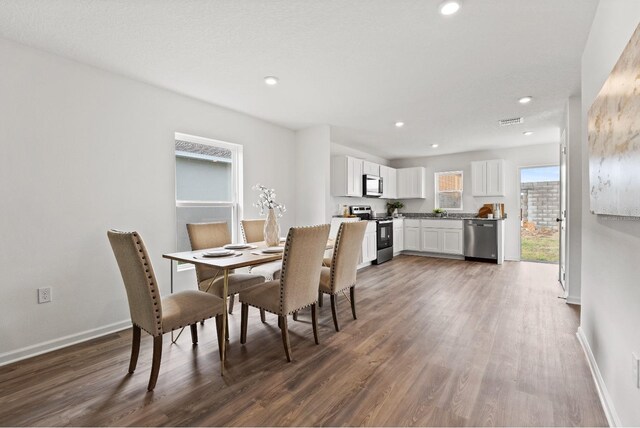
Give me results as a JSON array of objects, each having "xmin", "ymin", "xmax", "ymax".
[{"xmin": 252, "ymin": 183, "xmax": 287, "ymax": 217}]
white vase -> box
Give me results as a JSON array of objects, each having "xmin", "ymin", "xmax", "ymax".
[{"xmin": 263, "ymin": 208, "xmax": 280, "ymax": 246}]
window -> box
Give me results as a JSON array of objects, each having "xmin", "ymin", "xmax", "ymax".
[
  {"xmin": 175, "ymin": 133, "xmax": 242, "ymax": 256},
  {"xmin": 435, "ymin": 171, "xmax": 463, "ymax": 210}
]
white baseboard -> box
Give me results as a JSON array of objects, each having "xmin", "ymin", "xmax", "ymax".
[
  {"xmin": 576, "ymin": 326, "xmax": 620, "ymax": 427},
  {"xmin": 0, "ymin": 319, "xmax": 131, "ymax": 367}
]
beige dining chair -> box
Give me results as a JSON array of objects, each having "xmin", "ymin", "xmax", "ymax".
[
  {"xmin": 318, "ymin": 221, "xmax": 367, "ymax": 331},
  {"xmin": 241, "ymin": 219, "xmax": 282, "ymax": 283},
  {"xmin": 107, "ymin": 229, "xmax": 225, "ymax": 391},
  {"xmin": 186, "ymin": 222, "xmax": 266, "ymax": 314},
  {"xmin": 239, "ymin": 224, "xmax": 330, "ymax": 361}
]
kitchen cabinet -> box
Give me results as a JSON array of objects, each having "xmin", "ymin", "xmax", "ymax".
[
  {"xmin": 331, "ymin": 156, "xmax": 364, "ymax": 197},
  {"xmin": 420, "ymin": 228, "xmax": 440, "ymax": 252},
  {"xmin": 397, "ymin": 167, "xmax": 426, "ymax": 199},
  {"xmin": 441, "ymin": 229, "xmax": 464, "ymax": 254},
  {"xmin": 359, "ymin": 221, "xmax": 378, "ymax": 264},
  {"xmin": 471, "ymin": 159, "xmax": 505, "ymax": 197},
  {"xmin": 403, "ymin": 219, "xmax": 464, "ymax": 255},
  {"xmin": 363, "ymin": 161, "xmax": 380, "ymax": 176},
  {"xmin": 380, "ymin": 165, "xmax": 397, "ymax": 199},
  {"xmin": 393, "ymin": 218, "xmax": 404, "ymax": 253},
  {"xmin": 404, "ymin": 219, "xmax": 421, "ymax": 251}
]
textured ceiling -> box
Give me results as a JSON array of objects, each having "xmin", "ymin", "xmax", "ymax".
[{"xmin": 0, "ymin": 0, "xmax": 598, "ymax": 159}]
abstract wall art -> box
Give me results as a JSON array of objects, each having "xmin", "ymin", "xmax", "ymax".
[{"xmin": 588, "ymin": 23, "xmax": 640, "ymax": 217}]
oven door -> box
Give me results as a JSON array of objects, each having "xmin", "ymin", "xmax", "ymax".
[
  {"xmin": 363, "ymin": 175, "xmax": 383, "ymax": 197},
  {"xmin": 377, "ymin": 220, "xmax": 393, "ymax": 249}
]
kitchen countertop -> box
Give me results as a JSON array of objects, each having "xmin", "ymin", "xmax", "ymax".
[{"xmin": 399, "ymin": 213, "xmax": 507, "ymax": 221}]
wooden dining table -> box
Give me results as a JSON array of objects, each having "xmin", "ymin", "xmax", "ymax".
[{"xmin": 162, "ymin": 239, "xmax": 334, "ymax": 375}]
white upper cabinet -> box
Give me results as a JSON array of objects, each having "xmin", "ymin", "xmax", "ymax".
[
  {"xmin": 471, "ymin": 159, "xmax": 505, "ymax": 197},
  {"xmin": 363, "ymin": 161, "xmax": 380, "ymax": 176},
  {"xmin": 471, "ymin": 161, "xmax": 487, "ymax": 196},
  {"xmin": 485, "ymin": 159, "xmax": 505, "ymax": 196},
  {"xmin": 331, "ymin": 156, "xmax": 364, "ymax": 197},
  {"xmin": 397, "ymin": 167, "xmax": 426, "ymax": 199},
  {"xmin": 380, "ymin": 165, "xmax": 397, "ymax": 199}
]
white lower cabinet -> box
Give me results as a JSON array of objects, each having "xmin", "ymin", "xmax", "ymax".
[
  {"xmin": 403, "ymin": 219, "xmax": 464, "ymax": 256},
  {"xmin": 441, "ymin": 229, "xmax": 464, "ymax": 254},
  {"xmin": 420, "ymin": 229, "xmax": 440, "ymax": 252},
  {"xmin": 359, "ymin": 221, "xmax": 378, "ymax": 264},
  {"xmin": 393, "ymin": 219, "xmax": 404, "ymax": 253},
  {"xmin": 403, "ymin": 219, "xmax": 420, "ymax": 251}
]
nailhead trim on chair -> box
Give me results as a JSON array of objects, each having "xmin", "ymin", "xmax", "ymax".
[
  {"xmin": 326, "ymin": 223, "xmax": 358, "ymax": 295},
  {"xmin": 132, "ymin": 232, "xmax": 163, "ymax": 335}
]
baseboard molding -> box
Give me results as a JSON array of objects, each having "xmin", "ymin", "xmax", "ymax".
[
  {"xmin": 576, "ymin": 326, "xmax": 620, "ymax": 427},
  {"xmin": 400, "ymin": 251, "xmax": 464, "ymax": 260},
  {"xmin": 0, "ymin": 319, "xmax": 131, "ymax": 367}
]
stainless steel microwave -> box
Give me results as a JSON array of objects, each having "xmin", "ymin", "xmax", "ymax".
[{"xmin": 363, "ymin": 174, "xmax": 383, "ymax": 198}]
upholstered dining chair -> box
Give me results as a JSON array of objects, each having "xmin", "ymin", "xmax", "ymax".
[
  {"xmin": 241, "ymin": 219, "xmax": 282, "ymax": 283},
  {"xmin": 186, "ymin": 222, "xmax": 265, "ymax": 315},
  {"xmin": 107, "ymin": 230, "xmax": 225, "ymax": 391},
  {"xmin": 240, "ymin": 219, "xmax": 265, "ymax": 243},
  {"xmin": 239, "ymin": 224, "xmax": 330, "ymax": 361},
  {"xmin": 318, "ymin": 221, "xmax": 367, "ymax": 331}
]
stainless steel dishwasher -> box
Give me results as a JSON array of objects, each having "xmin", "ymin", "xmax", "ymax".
[{"xmin": 464, "ymin": 219, "xmax": 498, "ymax": 262}]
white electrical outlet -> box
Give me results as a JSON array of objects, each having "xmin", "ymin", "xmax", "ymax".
[
  {"xmin": 632, "ymin": 353, "xmax": 640, "ymax": 389},
  {"xmin": 37, "ymin": 287, "xmax": 52, "ymax": 304}
]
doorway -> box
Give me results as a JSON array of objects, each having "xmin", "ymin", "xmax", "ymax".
[{"xmin": 520, "ymin": 165, "xmax": 560, "ymax": 264}]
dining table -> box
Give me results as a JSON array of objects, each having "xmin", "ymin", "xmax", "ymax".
[{"xmin": 162, "ymin": 239, "xmax": 334, "ymax": 375}]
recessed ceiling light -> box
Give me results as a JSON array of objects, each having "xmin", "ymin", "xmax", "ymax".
[
  {"xmin": 431, "ymin": 144, "xmax": 439, "ymax": 148},
  {"xmin": 395, "ymin": 121, "xmax": 405, "ymax": 128},
  {"xmin": 264, "ymin": 76, "xmax": 279, "ymax": 86},
  {"xmin": 523, "ymin": 131, "xmax": 534, "ymax": 136},
  {"xmin": 439, "ymin": 1, "xmax": 461, "ymax": 16},
  {"xmin": 519, "ymin": 96, "xmax": 533, "ymax": 104}
]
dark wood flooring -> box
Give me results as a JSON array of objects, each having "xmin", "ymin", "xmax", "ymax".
[{"xmin": 0, "ymin": 256, "xmax": 607, "ymax": 426}]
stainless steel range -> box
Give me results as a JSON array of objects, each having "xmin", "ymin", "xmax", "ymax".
[{"xmin": 349, "ymin": 205, "xmax": 394, "ymax": 265}]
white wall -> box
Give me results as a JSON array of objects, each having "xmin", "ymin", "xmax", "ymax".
[
  {"xmin": 580, "ymin": 2, "xmax": 640, "ymax": 425},
  {"xmin": 391, "ymin": 143, "xmax": 559, "ymax": 261},
  {"xmin": 565, "ymin": 96, "xmax": 583, "ymax": 304},
  {"xmin": 330, "ymin": 142, "xmax": 390, "ymax": 216},
  {"xmin": 295, "ymin": 125, "xmax": 331, "ymax": 225},
  {"xmin": 0, "ymin": 38, "xmax": 297, "ymax": 364}
]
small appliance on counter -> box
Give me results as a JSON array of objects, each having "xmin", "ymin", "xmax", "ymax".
[{"xmin": 349, "ymin": 205, "xmax": 394, "ymax": 264}]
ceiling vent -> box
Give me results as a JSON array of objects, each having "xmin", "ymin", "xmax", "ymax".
[{"xmin": 498, "ymin": 117, "xmax": 524, "ymax": 126}]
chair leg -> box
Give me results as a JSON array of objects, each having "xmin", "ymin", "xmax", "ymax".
[
  {"xmin": 280, "ymin": 315, "xmax": 292, "ymax": 362},
  {"xmin": 311, "ymin": 303, "xmax": 319, "ymax": 345},
  {"xmin": 330, "ymin": 294, "xmax": 340, "ymax": 332},
  {"xmin": 350, "ymin": 286, "xmax": 357, "ymax": 320},
  {"xmin": 190, "ymin": 324, "xmax": 198, "ymax": 345},
  {"xmin": 293, "ymin": 311, "xmax": 298, "ymax": 321},
  {"xmin": 147, "ymin": 335, "xmax": 163, "ymax": 391},
  {"xmin": 278, "ymin": 316, "xmax": 283, "ymax": 329},
  {"xmin": 260, "ymin": 308, "xmax": 266, "ymax": 323},
  {"xmin": 228, "ymin": 294, "xmax": 235, "ymax": 314},
  {"xmin": 318, "ymin": 291, "xmax": 323, "ymax": 307},
  {"xmin": 240, "ymin": 303, "xmax": 248, "ymax": 344},
  {"xmin": 128, "ymin": 325, "xmax": 141, "ymax": 373},
  {"xmin": 215, "ymin": 314, "xmax": 223, "ymax": 360}
]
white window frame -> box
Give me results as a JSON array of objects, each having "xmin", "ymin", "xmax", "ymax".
[
  {"xmin": 175, "ymin": 132, "xmax": 243, "ymax": 270},
  {"xmin": 434, "ymin": 170, "xmax": 464, "ymax": 211}
]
